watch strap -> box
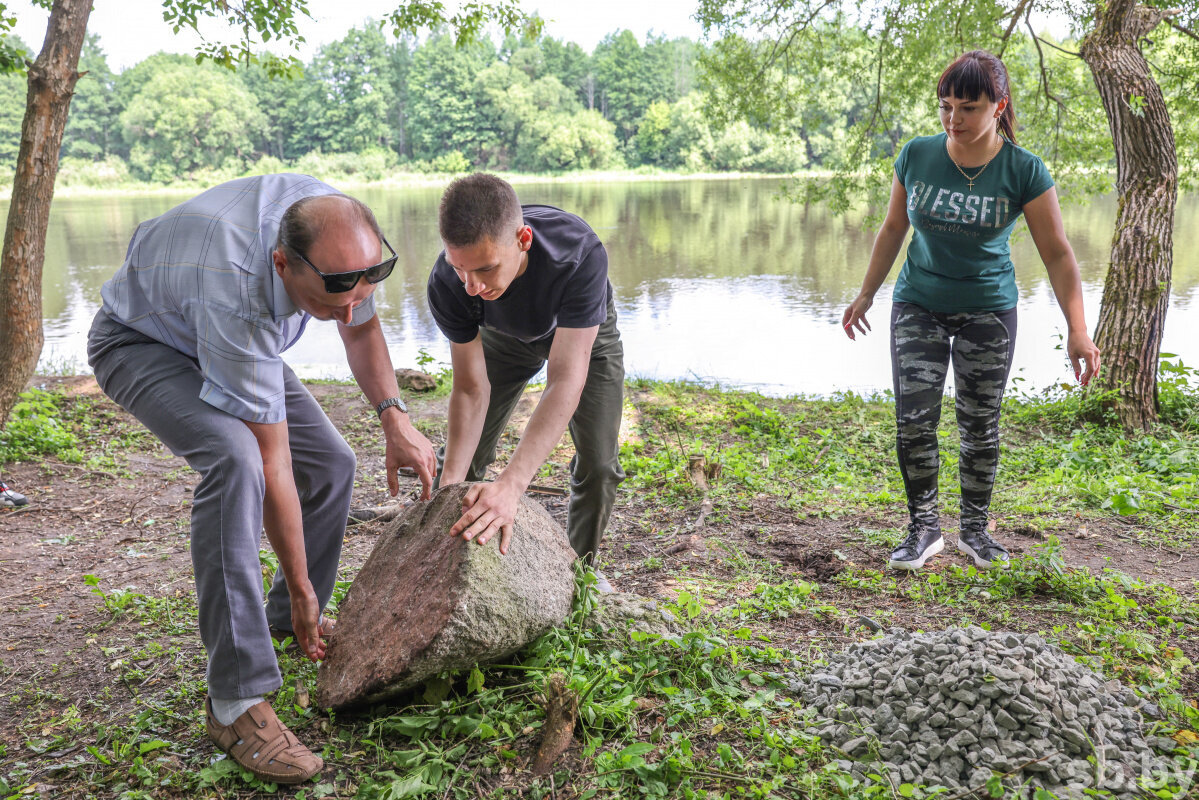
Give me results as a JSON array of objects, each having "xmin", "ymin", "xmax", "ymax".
[{"xmin": 374, "ymin": 396, "xmax": 408, "ymax": 418}]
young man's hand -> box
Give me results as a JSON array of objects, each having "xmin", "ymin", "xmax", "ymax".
[{"xmin": 450, "ymin": 478, "xmax": 523, "ymax": 554}]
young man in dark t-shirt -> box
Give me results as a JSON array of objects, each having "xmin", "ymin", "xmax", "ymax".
[{"xmin": 427, "ymin": 173, "xmax": 624, "ymax": 584}]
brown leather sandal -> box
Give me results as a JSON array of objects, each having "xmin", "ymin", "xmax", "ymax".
[{"xmin": 205, "ymin": 698, "xmax": 323, "ymax": 784}]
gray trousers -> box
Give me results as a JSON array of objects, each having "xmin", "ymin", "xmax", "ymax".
[
  {"xmin": 87, "ymin": 311, "xmax": 353, "ymax": 700},
  {"xmin": 435, "ymin": 299, "xmax": 625, "ymax": 562}
]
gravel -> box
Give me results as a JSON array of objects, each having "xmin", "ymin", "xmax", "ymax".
[{"xmin": 798, "ymin": 626, "xmax": 1170, "ymax": 797}]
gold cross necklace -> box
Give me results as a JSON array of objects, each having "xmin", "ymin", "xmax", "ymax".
[{"xmin": 946, "ymin": 134, "xmax": 1003, "ymax": 191}]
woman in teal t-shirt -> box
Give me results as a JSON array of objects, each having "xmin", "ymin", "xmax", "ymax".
[{"xmin": 841, "ymin": 50, "xmax": 1100, "ymax": 572}]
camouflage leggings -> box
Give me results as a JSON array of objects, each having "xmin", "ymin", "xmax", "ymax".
[{"xmin": 890, "ymin": 302, "xmax": 1017, "ymax": 534}]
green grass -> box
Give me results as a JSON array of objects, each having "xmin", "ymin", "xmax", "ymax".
[
  {"xmin": 10, "ymin": 562, "xmax": 1195, "ymax": 799},
  {"xmin": 1, "ymin": 387, "xmax": 155, "ymax": 468},
  {"xmin": 2, "ymin": 376, "xmax": 1197, "ymax": 799},
  {"xmin": 619, "ymin": 378, "xmax": 1199, "ymax": 543},
  {"xmin": 621, "ymin": 381, "xmax": 901, "ymax": 513}
]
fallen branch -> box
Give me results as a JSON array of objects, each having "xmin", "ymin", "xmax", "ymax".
[
  {"xmin": 661, "ymin": 533, "xmax": 708, "ymax": 558},
  {"xmin": 0, "ymin": 504, "xmax": 44, "ymax": 516},
  {"xmin": 125, "ymin": 488, "xmax": 162, "ymax": 524},
  {"xmin": 527, "ymin": 484, "xmax": 568, "ymax": 497},
  {"xmin": 0, "ymin": 667, "xmax": 40, "ymax": 691},
  {"xmin": 0, "ymin": 580, "xmax": 73, "ymax": 604},
  {"xmin": 346, "ymin": 501, "xmax": 413, "ymax": 526}
]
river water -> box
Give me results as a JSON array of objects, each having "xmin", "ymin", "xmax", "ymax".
[{"xmin": 32, "ymin": 177, "xmax": 1199, "ymax": 397}]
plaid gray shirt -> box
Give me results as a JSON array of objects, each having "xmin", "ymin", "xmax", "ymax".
[{"xmin": 99, "ymin": 173, "xmax": 376, "ymax": 424}]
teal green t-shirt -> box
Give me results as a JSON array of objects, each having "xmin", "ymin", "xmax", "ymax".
[{"xmin": 892, "ymin": 133, "xmax": 1055, "ymax": 312}]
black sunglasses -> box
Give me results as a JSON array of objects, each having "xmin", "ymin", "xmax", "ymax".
[{"xmin": 289, "ymin": 237, "xmax": 398, "ymax": 293}]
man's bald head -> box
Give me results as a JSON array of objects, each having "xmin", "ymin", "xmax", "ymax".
[{"xmin": 276, "ymin": 194, "xmax": 384, "ymax": 268}]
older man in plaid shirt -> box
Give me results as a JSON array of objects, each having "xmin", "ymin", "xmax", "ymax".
[{"xmin": 87, "ymin": 173, "xmax": 435, "ymax": 784}]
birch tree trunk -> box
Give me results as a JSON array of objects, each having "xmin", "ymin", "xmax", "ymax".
[
  {"xmin": 0, "ymin": 0, "xmax": 91, "ymax": 430},
  {"xmin": 1080, "ymin": 0, "xmax": 1176, "ymax": 430}
]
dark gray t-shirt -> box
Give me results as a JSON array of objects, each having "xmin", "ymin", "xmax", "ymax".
[{"xmin": 427, "ymin": 204, "xmax": 611, "ymax": 344}]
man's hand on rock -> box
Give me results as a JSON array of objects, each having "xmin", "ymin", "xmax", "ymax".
[
  {"xmin": 451, "ymin": 478, "xmax": 522, "ymax": 555},
  {"xmin": 384, "ymin": 416, "xmax": 437, "ymax": 499},
  {"xmin": 290, "ymin": 585, "xmax": 326, "ymax": 662}
]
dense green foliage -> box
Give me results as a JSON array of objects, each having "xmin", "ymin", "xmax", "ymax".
[
  {"xmin": 0, "ymin": 22, "xmax": 828, "ymax": 184},
  {"xmin": 0, "ymin": 62, "xmax": 21, "ymax": 168},
  {"xmin": 3, "ymin": 8, "xmax": 1149, "ymax": 187},
  {"xmin": 0, "ymin": 388, "xmax": 82, "ymax": 463},
  {"xmin": 122, "ymin": 63, "xmax": 267, "ymax": 182},
  {"xmin": 696, "ymin": 1, "xmax": 1199, "ymax": 208}
]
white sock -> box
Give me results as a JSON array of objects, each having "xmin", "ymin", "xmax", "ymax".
[{"xmin": 211, "ymin": 695, "xmax": 264, "ymax": 726}]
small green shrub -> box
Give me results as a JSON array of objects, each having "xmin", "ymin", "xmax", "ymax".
[
  {"xmin": 1158, "ymin": 354, "xmax": 1199, "ymax": 428},
  {"xmin": 55, "ymin": 155, "xmax": 132, "ymax": 188},
  {"xmin": 429, "ymin": 150, "xmax": 471, "ymax": 174},
  {"xmin": 415, "ymin": 346, "xmax": 453, "ymax": 394},
  {"xmin": 0, "ymin": 388, "xmax": 83, "ymax": 463},
  {"xmin": 293, "ymin": 148, "xmax": 398, "ymax": 182}
]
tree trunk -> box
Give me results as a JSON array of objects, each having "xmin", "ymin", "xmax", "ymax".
[
  {"xmin": 1079, "ymin": 0, "xmax": 1176, "ymax": 430},
  {"xmin": 0, "ymin": 0, "xmax": 91, "ymax": 430}
]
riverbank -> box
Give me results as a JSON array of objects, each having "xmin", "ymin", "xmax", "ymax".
[
  {"xmin": 0, "ymin": 166, "xmax": 816, "ymax": 201},
  {"xmin": 2, "ymin": 165, "xmax": 1118, "ymax": 202},
  {"xmin": 1, "ymin": 376, "xmax": 1196, "ymax": 798}
]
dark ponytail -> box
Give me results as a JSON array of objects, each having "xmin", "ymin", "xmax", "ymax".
[{"xmin": 937, "ymin": 50, "xmax": 1017, "ymax": 144}]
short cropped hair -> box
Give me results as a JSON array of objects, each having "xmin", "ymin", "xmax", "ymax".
[
  {"xmin": 275, "ymin": 193, "xmax": 384, "ymax": 260},
  {"xmin": 438, "ymin": 173, "xmax": 523, "ymax": 248}
]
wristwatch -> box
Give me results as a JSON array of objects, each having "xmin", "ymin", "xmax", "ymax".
[{"xmin": 374, "ymin": 396, "xmax": 408, "ymax": 418}]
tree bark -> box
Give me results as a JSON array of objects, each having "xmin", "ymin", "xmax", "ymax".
[
  {"xmin": 0, "ymin": 0, "xmax": 91, "ymax": 430},
  {"xmin": 1080, "ymin": 0, "xmax": 1176, "ymax": 430}
]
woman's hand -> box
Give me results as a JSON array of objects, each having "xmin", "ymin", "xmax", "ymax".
[
  {"xmin": 1024, "ymin": 187, "xmax": 1099, "ymax": 387},
  {"xmin": 1067, "ymin": 329, "xmax": 1101, "ymax": 385},
  {"xmin": 842, "ymin": 294, "xmax": 874, "ymax": 340}
]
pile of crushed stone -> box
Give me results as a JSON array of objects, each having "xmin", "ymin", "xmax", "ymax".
[{"xmin": 800, "ymin": 626, "xmax": 1170, "ymax": 797}]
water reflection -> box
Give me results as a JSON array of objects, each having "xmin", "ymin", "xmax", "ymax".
[{"xmin": 26, "ymin": 178, "xmax": 1199, "ymax": 396}]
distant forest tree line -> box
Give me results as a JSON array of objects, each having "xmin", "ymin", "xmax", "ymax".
[
  {"xmin": 0, "ymin": 19, "xmax": 1131, "ymax": 186},
  {"xmin": 0, "ymin": 24, "xmax": 821, "ymax": 183}
]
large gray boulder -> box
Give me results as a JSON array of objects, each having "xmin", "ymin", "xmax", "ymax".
[{"xmin": 317, "ymin": 483, "xmax": 577, "ymax": 709}]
